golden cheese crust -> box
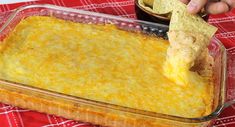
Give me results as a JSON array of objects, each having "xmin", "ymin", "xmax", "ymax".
[{"xmin": 0, "ymin": 16, "xmax": 213, "ymax": 118}]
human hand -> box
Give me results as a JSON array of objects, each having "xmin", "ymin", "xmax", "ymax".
[{"xmin": 180, "ymin": 0, "xmax": 235, "ymax": 14}]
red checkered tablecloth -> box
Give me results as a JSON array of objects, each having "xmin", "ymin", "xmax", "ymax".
[{"xmin": 0, "ymin": 0, "xmax": 235, "ymax": 127}]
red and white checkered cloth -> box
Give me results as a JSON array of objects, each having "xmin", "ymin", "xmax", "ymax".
[{"xmin": 0, "ymin": 0, "xmax": 235, "ymax": 127}]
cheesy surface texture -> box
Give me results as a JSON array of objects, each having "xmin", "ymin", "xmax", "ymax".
[{"xmin": 0, "ymin": 16, "xmax": 213, "ymax": 118}]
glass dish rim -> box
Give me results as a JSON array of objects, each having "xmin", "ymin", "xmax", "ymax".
[{"xmin": 0, "ymin": 4, "xmax": 228, "ymax": 123}]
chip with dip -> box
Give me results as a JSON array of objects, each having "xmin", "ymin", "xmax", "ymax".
[{"xmin": 140, "ymin": 0, "xmax": 218, "ymax": 85}]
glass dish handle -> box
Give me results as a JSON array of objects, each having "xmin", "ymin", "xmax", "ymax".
[
  {"xmin": 0, "ymin": 11, "xmax": 14, "ymax": 41},
  {"xmin": 226, "ymin": 47, "xmax": 235, "ymax": 104},
  {"xmin": 0, "ymin": 11, "xmax": 12, "ymax": 28}
]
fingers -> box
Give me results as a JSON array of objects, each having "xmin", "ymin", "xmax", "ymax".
[
  {"xmin": 187, "ymin": 0, "xmax": 208, "ymax": 14},
  {"xmin": 179, "ymin": 0, "xmax": 233, "ymax": 14},
  {"xmin": 180, "ymin": 0, "xmax": 190, "ymax": 4},
  {"xmin": 206, "ymin": 1, "xmax": 230, "ymax": 14},
  {"xmin": 224, "ymin": 0, "xmax": 235, "ymax": 8}
]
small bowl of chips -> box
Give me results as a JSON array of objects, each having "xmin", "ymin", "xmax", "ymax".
[{"xmin": 135, "ymin": 0, "xmax": 209, "ymax": 25}]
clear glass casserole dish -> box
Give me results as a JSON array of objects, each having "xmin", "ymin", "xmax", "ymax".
[{"xmin": 0, "ymin": 4, "xmax": 234, "ymax": 127}]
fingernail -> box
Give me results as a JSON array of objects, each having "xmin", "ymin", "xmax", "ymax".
[{"xmin": 187, "ymin": 2, "xmax": 197, "ymax": 13}]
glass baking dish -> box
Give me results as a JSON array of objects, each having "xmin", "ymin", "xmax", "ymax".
[{"xmin": 0, "ymin": 4, "xmax": 234, "ymax": 127}]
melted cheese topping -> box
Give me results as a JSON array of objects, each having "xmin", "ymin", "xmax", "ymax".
[{"xmin": 0, "ymin": 16, "xmax": 213, "ymax": 118}]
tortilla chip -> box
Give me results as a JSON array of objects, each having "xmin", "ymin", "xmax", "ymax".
[
  {"xmin": 139, "ymin": 0, "xmax": 218, "ymax": 85},
  {"xmin": 169, "ymin": 3, "xmax": 217, "ymax": 38},
  {"xmin": 167, "ymin": 30, "xmax": 210, "ymax": 68},
  {"xmin": 151, "ymin": 0, "xmax": 218, "ymax": 38},
  {"xmin": 165, "ymin": 30, "xmax": 212, "ymax": 86},
  {"xmin": 152, "ymin": 0, "xmax": 176, "ymax": 14},
  {"xmin": 143, "ymin": 0, "xmax": 154, "ymax": 7},
  {"xmin": 190, "ymin": 48, "xmax": 214, "ymax": 78},
  {"xmin": 138, "ymin": 0, "xmax": 156, "ymax": 13}
]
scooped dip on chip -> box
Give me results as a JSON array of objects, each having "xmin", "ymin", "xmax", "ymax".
[{"xmin": 139, "ymin": 0, "xmax": 217, "ymax": 85}]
